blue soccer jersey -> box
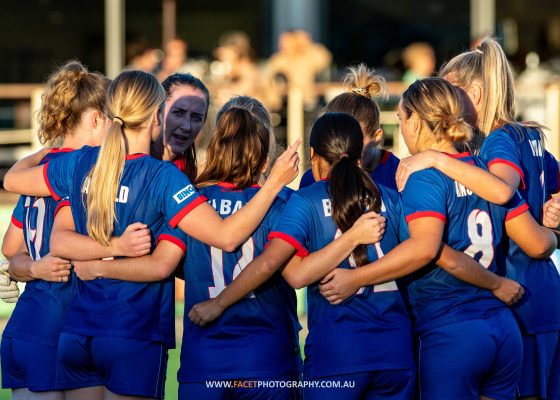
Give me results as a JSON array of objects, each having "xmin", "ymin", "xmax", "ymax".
[
  {"xmin": 179, "ymin": 183, "xmax": 301, "ymax": 382},
  {"xmin": 299, "ymin": 149, "xmax": 400, "ymax": 190},
  {"xmin": 10, "ymin": 196, "xmax": 24, "ymax": 231},
  {"xmin": 481, "ymin": 125, "xmax": 560, "ymax": 334},
  {"xmin": 271, "ymin": 181, "xmax": 414, "ymax": 380},
  {"xmin": 401, "ymin": 152, "xmax": 527, "ymax": 334},
  {"xmin": 44, "ymin": 147, "xmax": 205, "ymax": 347},
  {"xmin": 3, "ymin": 149, "xmax": 75, "ymax": 346}
]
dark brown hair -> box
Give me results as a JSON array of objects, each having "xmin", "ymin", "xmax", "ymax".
[
  {"xmin": 310, "ymin": 112, "xmax": 382, "ymax": 266},
  {"xmin": 196, "ymin": 106, "xmax": 270, "ymax": 189}
]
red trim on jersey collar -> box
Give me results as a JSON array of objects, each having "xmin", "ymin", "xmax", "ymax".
[
  {"xmin": 126, "ymin": 153, "xmax": 149, "ymax": 160},
  {"xmin": 216, "ymin": 182, "xmax": 261, "ymax": 189},
  {"xmin": 379, "ymin": 150, "xmax": 391, "ymax": 165},
  {"xmin": 443, "ymin": 151, "xmax": 471, "ymax": 159},
  {"xmin": 49, "ymin": 148, "xmax": 74, "ymax": 154},
  {"xmin": 10, "ymin": 215, "xmax": 23, "ymax": 229}
]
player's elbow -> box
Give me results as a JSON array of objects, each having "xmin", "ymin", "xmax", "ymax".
[
  {"xmin": 2, "ymin": 242, "xmax": 16, "ymax": 260},
  {"xmin": 493, "ymin": 187, "xmax": 516, "ymax": 206},
  {"xmin": 526, "ymin": 234, "xmax": 556, "ymax": 259},
  {"xmin": 282, "ymin": 269, "xmax": 305, "ymax": 289},
  {"xmin": 3, "ymin": 173, "xmax": 16, "ymax": 193},
  {"xmin": 417, "ymin": 243, "xmax": 440, "ymax": 265}
]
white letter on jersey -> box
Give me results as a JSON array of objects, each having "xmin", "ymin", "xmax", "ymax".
[
  {"xmin": 115, "ymin": 186, "xmax": 129, "ymax": 204},
  {"xmin": 220, "ymin": 199, "xmax": 232, "ymax": 215},
  {"xmin": 529, "ymin": 139, "xmax": 543, "ymax": 157},
  {"xmin": 322, "ymin": 199, "xmax": 332, "ymax": 217}
]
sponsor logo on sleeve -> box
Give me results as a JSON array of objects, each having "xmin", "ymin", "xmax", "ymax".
[{"xmin": 173, "ymin": 185, "xmax": 196, "ymax": 204}]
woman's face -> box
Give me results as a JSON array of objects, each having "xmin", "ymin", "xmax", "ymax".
[
  {"xmin": 397, "ymin": 99, "xmax": 420, "ymax": 155},
  {"xmin": 162, "ymin": 85, "xmax": 208, "ymax": 157}
]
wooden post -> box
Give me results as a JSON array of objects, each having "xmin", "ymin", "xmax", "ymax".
[
  {"xmin": 545, "ymin": 82, "xmax": 560, "ymax": 160},
  {"xmin": 287, "ymin": 87, "xmax": 305, "ymax": 189},
  {"xmin": 105, "ymin": 0, "xmax": 125, "ymax": 78}
]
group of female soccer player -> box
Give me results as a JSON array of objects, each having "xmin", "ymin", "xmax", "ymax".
[{"xmin": 1, "ymin": 36, "xmax": 559, "ymax": 400}]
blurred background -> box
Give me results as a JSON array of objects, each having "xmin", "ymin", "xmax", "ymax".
[{"xmin": 1, "ymin": 0, "xmax": 560, "ymax": 398}]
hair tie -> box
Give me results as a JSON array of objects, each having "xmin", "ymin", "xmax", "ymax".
[
  {"xmin": 112, "ymin": 116, "xmax": 124, "ymax": 125},
  {"xmin": 351, "ymin": 87, "xmax": 370, "ymax": 98},
  {"xmin": 339, "ymin": 152, "xmax": 349, "ymax": 160}
]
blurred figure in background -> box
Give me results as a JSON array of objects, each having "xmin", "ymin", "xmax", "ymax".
[
  {"xmin": 125, "ymin": 38, "xmax": 160, "ymax": 73},
  {"xmin": 210, "ymin": 31, "xmax": 265, "ymax": 106},
  {"xmin": 401, "ymin": 42, "xmax": 436, "ymax": 86},
  {"xmin": 265, "ymin": 29, "xmax": 332, "ymax": 110},
  {"xmin": 157, "ymin": 38, "xmax": 208, "ymax": 81}
]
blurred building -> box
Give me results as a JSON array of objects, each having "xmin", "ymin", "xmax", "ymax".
[{"xmin": 1, "ymin": 0, "xmax": 560, "ymax": 83}]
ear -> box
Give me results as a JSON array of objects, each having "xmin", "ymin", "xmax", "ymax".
[
  {"xmin": 467, "ymin": 82, "xmax": 483, "ymax": 107},
  {"xmin": 310, "ymin": 147, "xmax": 316, "ymax": 162},
  {"xmin": 372, "ymin": 128, "xmax": 383, "ymax": 145},
  {"xmin": 92, "ymin": 111, "xmax": 104, "ymax": 128}
]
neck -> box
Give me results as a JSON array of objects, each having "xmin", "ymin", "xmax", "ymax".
[
  {"xmin": 61, "ymin": 127, "xmax": 89, "ymax": 149},
  {"xmin": 426, "ymin": 141, "xmax": 459, "ymax": 154},
  {"xmin": 125, "ymin": 127, "xmax": 152, "ymax": 155}
]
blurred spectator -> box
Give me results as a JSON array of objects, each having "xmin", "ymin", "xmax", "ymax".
[
  {"xmin": 401, "ymin": 42, "xmax": 436, "ymax": 86},
  {"xmin": 210, "ymin": 31, "xmax": 265, "ymax": 105},
  {"xmin": 265, "ymin": 29, "xmax": 332, "ymax": 110},
  {"xmin": 157, "ymin": 38, "xmax": 208, "ymax": 81},
  {"xmin": 517, "ymin": 51, "xmax": 553, "ymax": 123},
  {"xmin": 125, "ymin": 39, "xmax": 159, "ymax": 73}
]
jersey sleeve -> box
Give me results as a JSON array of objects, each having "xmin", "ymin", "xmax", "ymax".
[
  {"xmin": 156, "ymin": 224, "xmax": 188, "ymax": 254},
  {"xmin": 268, "ymin": 192, "xmax": 312, "ymax": 257},
  {"xmin": 544, "ymin": 150, "xmax": 560, "ymax": 196},
  {"xmin": 44, "ymin": 151, "xmax": 79, "ymax": 201},
  {"xmin": 11, "ymin": 196, "xmax": 25, "ymax": 229},
  {"xmin": 504, "ymin": 191, "xmax": 529, "ymax": 221},
  {"xmin": 151, "ymin": 163, "xmax": 207, "ymax": 228},
  {"xmin": 54, "ymin": 196, "xmax": 71, "ymax": 218},
  {"xmin": 402, "ymin": 170, "xmax": 447, "ymax": 224},
  {"xmin": 480, "ymin": 129, "xmax": 525, "ymax": 189}
]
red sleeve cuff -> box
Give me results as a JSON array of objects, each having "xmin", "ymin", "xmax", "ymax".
[
  {"xmin": 11, "ymin": 215, "xmax": 23, "ymax": 229},
  {"xmin": 157, "ymin": 233, "xmax": 187, "ymax": 253},
  {"xmin": 169, "ymin": 195, "xmax": 207, "ymax": 228},
  {"xmin": 506, "ymin": 202, "xmax": 529, "ymax": 221},
  {"xmin": 379, "ymin": 150, "xmax": 391, "ymax": 165},
  {"xmin": 268, "ymin": 231, "xmax": 309, "ymax": 257},
  {"xmin": 54, "ymin": 200, "xmax": 70, "ymax": 217},
  {"xmin": 488, "ymin": 158, "xmax": 526, "ymax": 190},
  {"xmin": 43, "ymin": 163, "xmax": 62, "ymax": 201},
  {"xmin": 405, "ymin": 211, "xmax": 446, "ymax": 223}
]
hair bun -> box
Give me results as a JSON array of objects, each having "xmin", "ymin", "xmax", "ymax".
[{"xmin": 343, "ymin": 63, "xmax": 388, "ymax": 100}]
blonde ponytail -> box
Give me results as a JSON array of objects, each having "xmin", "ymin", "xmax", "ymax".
[{"xmin": 86, "ymin": 70, "xmax": 165, "ymax": 245}]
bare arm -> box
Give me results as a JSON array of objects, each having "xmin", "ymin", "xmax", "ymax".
[
  {"xmin": 436, "ymin": 245, "xmax": 523, "ymax": 305},
  {"xmin": 396, "ymin": 150, "xmax": 519, "ymax": 205},
  {"xmin": 506, "ymin": 211, "xmax": 557, "ymax": 259},
  {"xmin": 50, "ymin": 207, "xmax": 151, "ymax": 261},
  {"xmin": 72, "ymin": 240, "xmax": 184, "ymax": 282},
  {"xmin": 177, "ymin": 141, "xmax": 300, "ymax": 252},
  {"xmin": 3, "ymin": 149, "xmax": 50, "ymax": 196},
  {"xmin": 187, "ymin": 213, "xmax": 387, "ymax": 326},
  {"xmin": 9, "ymin": 242, "xmax": 71, "ymax": 283},
  {"xmin": 282, "ymin": 213, "xmax": 386, "ymax": 289},
  {"xmin": 2, "ymin": 223, "xmax": 23, "ymax": 259}
]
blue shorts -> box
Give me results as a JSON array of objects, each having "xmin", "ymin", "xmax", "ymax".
[
  {"xmin": 303, "ymin": 370, "xmax": 415, "ymax": 400},
  {"xmin": 179, "ymin": 376, "xmax": 300, "ymax": 400},
  {"xmin": 1, "ymin": 336, "xmax": 63, "ymax": 392},
  {"xmin": 518, "ymin": 330, "xmax": 560, "ymax": 399},
  {"xmin": 418, "ymin": 310, "xmax": 522, "ymax": 400},
  {"xmin": 56, "ymin": 333, "xmax": 168, "ymax": 398}
]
